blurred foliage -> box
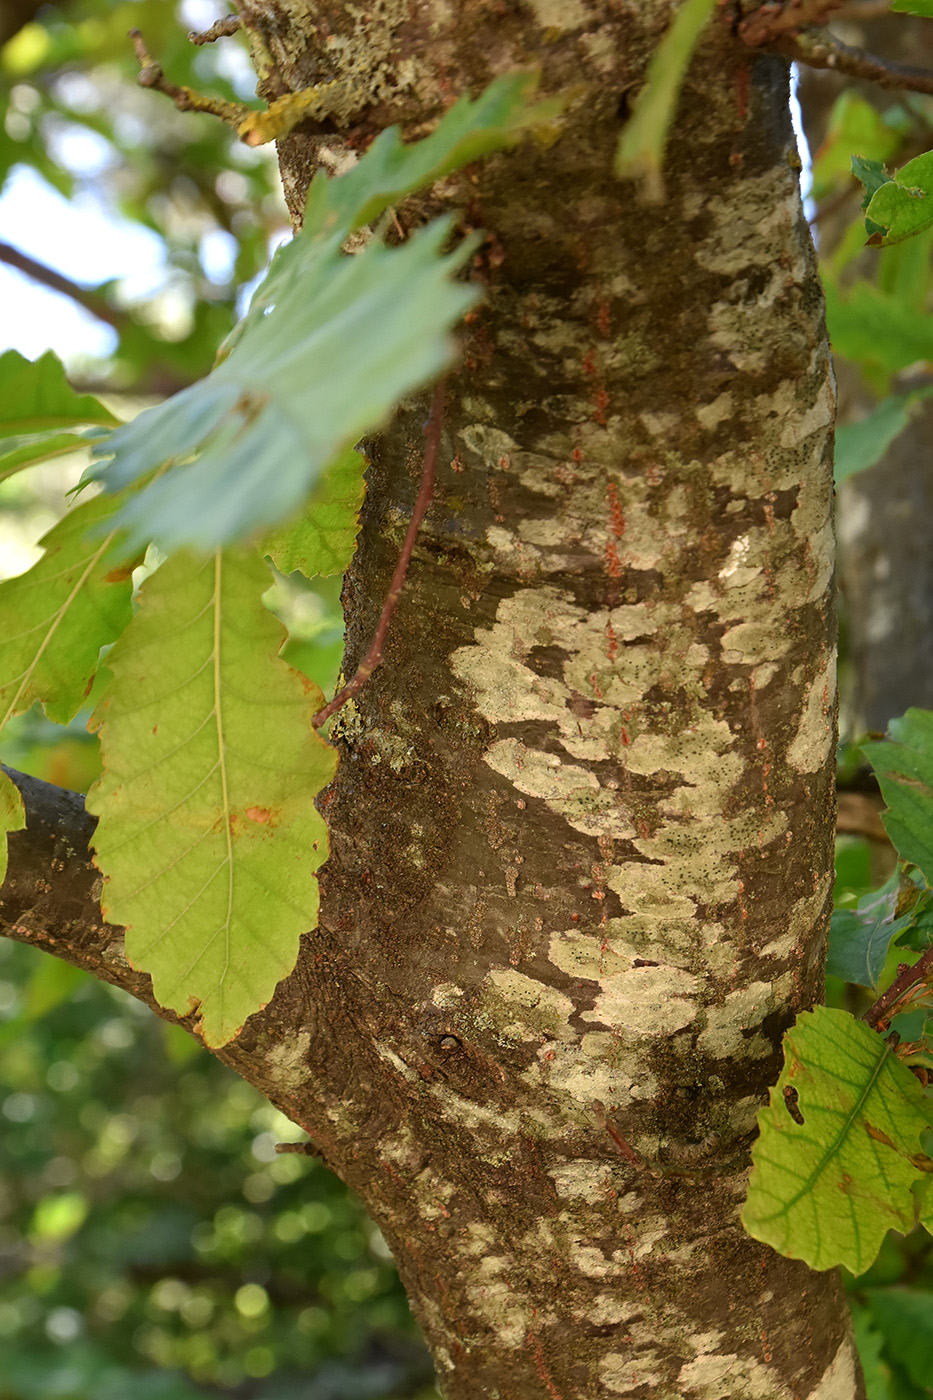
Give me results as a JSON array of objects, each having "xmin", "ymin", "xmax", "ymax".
[
  {"xmin": 1, "ymin": 0, "xmax": 285, "ymax": 394},
  {"xmin": 0, "ymin": 938, "xmax": 437, "ymax": 1400}
]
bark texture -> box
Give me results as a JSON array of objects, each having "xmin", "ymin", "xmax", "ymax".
[{"xmin": 1, "ymin": 2, "xmax": 860, "ymax": 1397}]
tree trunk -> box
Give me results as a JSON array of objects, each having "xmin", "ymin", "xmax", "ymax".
[{"xmin": 1, "ymin": 2, "xmax": 861, "ymax": 1396}]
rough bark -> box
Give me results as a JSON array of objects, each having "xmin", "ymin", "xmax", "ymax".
[{"xmin": 1, "ymin": 2, "xmax": 861, "ymax": 1397}]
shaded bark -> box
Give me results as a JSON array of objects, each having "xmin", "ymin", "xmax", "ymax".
[{"xmin": 1, "ymin": 2, "xmax": 861, "ymax": 1397}]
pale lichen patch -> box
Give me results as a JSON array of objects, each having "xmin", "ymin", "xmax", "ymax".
[
  {"xmin": 549, "ymin": 1160, "xmax": 614, "ymax": 1199},
  {"xmin": 483, "ymin": 967, "xmax": 576, "ymax": 1041},
  {"xmin": 678, "ymin": 1351, "xmax": 793, "ymax": 1399},
  {"xmin": 600, "ymin": 1348, "xmax": 663, "ymax": 1394},
  {"xmin": 582, "ymin": 964, "xmax": 700, "ymax": 1037},
  {"xmin": 787, "ymin": 653, "xmax": 836, "ymax": 772},
  {"xmin": 262, "ymin": 1030, "xmax": 311, "ymax": 1091},
  {"xmin": 805, "ymin": 1338, "xmax": 859, "ymax": 1400}
]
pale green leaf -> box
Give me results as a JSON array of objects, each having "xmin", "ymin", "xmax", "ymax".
[
  {"xmin": 742, "ymin": 1006, "xmax": 933, "ymax": 1273},
  {"xmin": 862, "ymin": 710, "xmax": 933, "ymax": 886},
  {"xmin": 810, "ymin": 96, "xmax": 901, "ymax": 202},
  {"xmin": 614, "ymin": 0, "xmax": 716, "ymax": 198},
  {"xmin": 0, "ymin": 492, "xmax": 134, "ymax": 729},
  {"xmin": 0, "ymin": 349, "xmax": 118, "ymax": 482},
  {"xmin": 262, "ymin": 443, "xmax": 366, "ymax": 579},
  {"xmin": 88, "ymin": 72, "xmax": 563, "ymax": 555},
  {"xmin": 87, "ymin": 548, "xmax": 337, "ymax": 1047},
  {"xmin": 835, "ymin": 392, "xmax": 933, "ymax": 483},
  {"xmin": 0, "ymin": 767, "xmax": 26, "ymax": 887},
  {"xmin": 825, "ymin": 281, "xmax": 933, "ymax": 374},
  {"xmin": 89, "ymin": 219, "xmax": 477, "ymax": 554}
]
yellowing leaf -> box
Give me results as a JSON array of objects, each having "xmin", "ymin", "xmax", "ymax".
[
  {"xmin": 743, "ymin": 1007, "xmax": 933, "ymax": 1274},
  {"xmin": 0, "ymin": 768, "xmax": 26, "ymax": 886},
  {"xmin": 87, "ymin": 548, "xmax": 337, "ymax": 1046}
]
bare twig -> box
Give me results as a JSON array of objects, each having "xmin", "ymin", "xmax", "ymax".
[
  {"xmin": 129, "ymin": 28, "xmax": 253, "ymax": 129},
  {"xmin": 0, "ymin": 239, "xmax": 128, "ymax": 333},
  {"xmin": 863, "ymin": 946, "xmax": 933, "ymax": 1029},
  {"xmin": 775, "ymin": 26, "xmax": 933, "ymax": 94},
  {"xmin": 188, "ymin": 14, "xmax": 241, "ymax": 45},
  {"xmin": 312, "ymin": 382, "xmax": 446, "ymax": 731},
  {"xmin": 738, "ymin": 0, "xmax": 845, "ymax": 47}
]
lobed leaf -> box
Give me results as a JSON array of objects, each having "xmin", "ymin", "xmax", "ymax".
[
  {"xmin": 88, "ymin": 72, "xmax": 562, "ymax": 556},
  {"xmin": 863, "ymin": 710, "xmax": 933, "ymax": 887},
  {"xmin": 742, "ymin": 1006, "xmax": 933, "ymax": 1273},
  {"xmin": 86, "ymin": 548, "xmax": 336, "ymax": 1047},
  {"xmin": 864, "ymin": 150, "xmax": 933, "ymax": 247},
  {"xmin": 89, "ymin": 219, "xmax": 477, "ymax": 554},
  {"xmin": 0, "ymin": 349, "xmax": 118, "ymax": 482},
  {"xmin": 0, "ymin": 492, "xmax": 134, "ymax": 729}
]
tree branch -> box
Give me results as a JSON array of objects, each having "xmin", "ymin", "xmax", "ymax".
[
  {"xmin": 0, "ymin": 240, "xmax": 129, "ymax": 333},
  {"xmin": 777, "ymin": 26, "xmax": 933, "ymax": 94},
  {"xmin": 0, "ymin": 765, "xmax": 163, "ymax": 1010}
]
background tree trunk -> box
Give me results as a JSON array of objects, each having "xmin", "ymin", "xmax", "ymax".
[{"xmin": 1, "ymin": 2, "xmax": 863, "ymax": 1396}]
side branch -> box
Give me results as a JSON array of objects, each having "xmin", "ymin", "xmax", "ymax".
[
  {"xmin": 0, "ymin": 240, "xmax": 129, "ymax": 332},
  {"xmin": 778, "ymin": 27, "xmax": 933, "ymax": 94},
  {"xmin": 0, "ymin": 766, "xmax": 162, "ymax": 1010}
]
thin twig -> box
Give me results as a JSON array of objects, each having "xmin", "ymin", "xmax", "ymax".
[
  {"xmin": 129, "ymin": 28, "xmax": 252, "ymax": 128},
  {"xmin": 188, "ymin": 14, "xmax": 241, "ymax": 45},
  {"xmin": 0, "ymin": 239, "xmax": 128, "ymax": 332},
  {"xmin": 863, "ymin": 946, "xmax": 933, "ymax": 1029},
  {"xmin": 312, "ymin": 382, "xmax": 446, "ymax": 731},
  {"xmin": 777, "ymin": 27, "xmax": 933, "ymax": 94}
]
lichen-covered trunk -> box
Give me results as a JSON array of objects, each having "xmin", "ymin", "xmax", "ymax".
[{"xmin": 253, "ymin": 3, "xmax": 852, "ymax": 1395}]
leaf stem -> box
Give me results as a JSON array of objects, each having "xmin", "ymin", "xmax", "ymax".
[
  {"xmin": 863, "ymin": 945, "xmax": 933, "ymax": 1029},
  {"xmin": 312, "ymin": 381, "xmax": 446, "ymax": 731}
]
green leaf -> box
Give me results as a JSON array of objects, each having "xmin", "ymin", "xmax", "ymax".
[
  {"xmin": 0, "ymin": 767, "xmax": 26, "ymax": 886},
  {"xmin": 865, "ymin": 151, "xmax": 933, "ymax": 247},
  {"xmin": 742, "ymin": 1006, "xmax": 933, "ymax": 1273},
  {"xmin": 824, "ymin": 281, "xmax": 933, "ymax": 375},
  {"xmin": 891, "ymin": 0, "xmax": 933, "ymax": 16},
  {"xmin": 89, "ymin": 218, "xmax": 476, "ymax": 555},
  {"xmin": 828, "ymin": 871, "xmax": 915, "ymax": 988},
  {"xmin": 866, "ymin": 1289, "xmax": 933, "ymax": 1392},
  {"xmin": 0, "ymin": 349, "xmax": 118, "ymax": 482},
  {"xmin": 835, "ymin": 392, "xmax": 933, "ymax": 483},
  {"xmin": 88, "ymin": 73, "xmax": 562, "ymax": 555},
  {"xmin": 0, "ymin": 492, "xmax": 134, "ymax": 729},
  {"xmin": 853, "ymin": 155, "xmax": 895, "ymax": 209},
  {"xmin": 262, "ymin": 443, "xmax": 366, "ymax": 579},
  {"xmin": 863, "ymin": 710, "xmax": 933, "ymax": 887},
  {"xmin": 86, "ymin": 547, "xmax": 337, "ymax": 1047},
  {"xmin": 614, "ymin": 0, "xmax": 716, "ymax": 198}
]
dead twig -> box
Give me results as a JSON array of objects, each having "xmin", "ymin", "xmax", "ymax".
[
  {"xmin": 780, "ymin": 26, "xmax": 933, "ymax": 94},
  {"xmin": 188, "ymin": 14, "xmax": 241, "ymax": 45}
]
